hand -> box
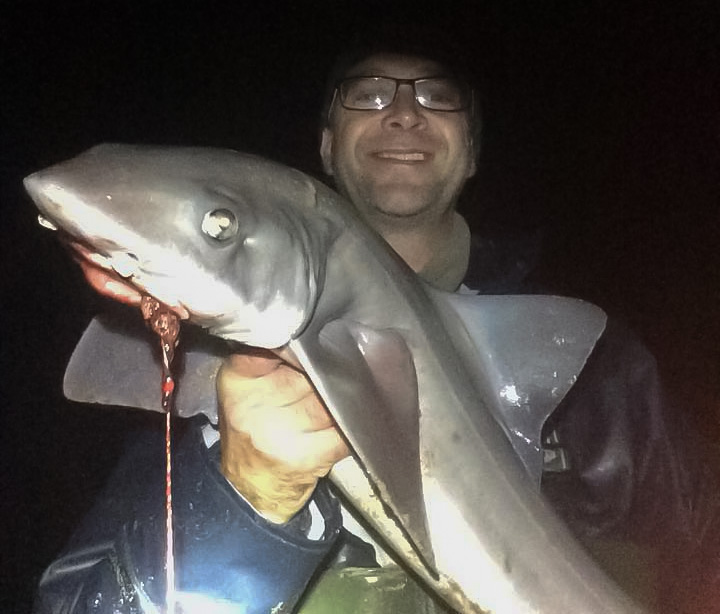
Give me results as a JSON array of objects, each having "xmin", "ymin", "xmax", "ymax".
[{"xmin": 216, "ymin": 348, "xmax": 350, "ymax": 524}]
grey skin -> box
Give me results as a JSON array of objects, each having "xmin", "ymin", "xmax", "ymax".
[{"xmin": 25, "ymin": 144, "xmax": 644, "ymax": 614}]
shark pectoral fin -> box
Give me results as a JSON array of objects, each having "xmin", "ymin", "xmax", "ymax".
[
  {"xmin": 292, "ymin": 320, "xmax": 435, "ymax": 571},
  {"xmin": 64, "ymin": 311, "xmax": 224, "ymax": 423},
  {"xmin": 434, "ymin": 291, "xmax": 607, "ymax": 482}
]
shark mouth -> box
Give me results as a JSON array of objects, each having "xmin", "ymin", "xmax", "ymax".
[
  {"xmin": 68, "ymin": 241, "xmax": 190, "ymax": 320},
  {"xmin": 36, "ymin": 211, "xmax": 191, "ymax": 320},
  {"xmin": 37, "ymin": 212, "xmax": 142, "ymax": 306}
]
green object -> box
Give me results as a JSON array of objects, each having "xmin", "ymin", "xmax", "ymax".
[
  {"xmin": 581, "ymin": 539, "xmax": 658, "ymax": 610},
  {"xmin": 297, "ymin": 542, "xmax": 658, "ymax": 614},
  {"xmin": 297, "ymin": 566, "xmax": 452, "ymax": 614}
]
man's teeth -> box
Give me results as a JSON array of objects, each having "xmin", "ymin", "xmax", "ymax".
[
  {"xmin": 378, "ymin": 152, "xmax": 426, "ymax": 161},
  {"xmin": 37, "ymin": 214, "xmax": 58, "ymax": 231}
]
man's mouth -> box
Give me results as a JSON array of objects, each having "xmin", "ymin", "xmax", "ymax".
[{"xmin": 374, "ymin": 150, "xmax": 430, "ymax": 163}]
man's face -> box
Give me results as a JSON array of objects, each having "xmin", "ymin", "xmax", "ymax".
[{"xmin": 321, "ymin": 54, "xmax": 477, "ymax": 228}]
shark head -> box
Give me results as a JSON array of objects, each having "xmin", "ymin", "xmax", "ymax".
[{"xmin": 24, "ymin": 144, "xmax": 340, "ymax": 348}]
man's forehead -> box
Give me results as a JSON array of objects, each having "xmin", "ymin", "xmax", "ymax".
[{"xmin": 344, "ymin": 53, "xmax": 445, "ymax": 79}]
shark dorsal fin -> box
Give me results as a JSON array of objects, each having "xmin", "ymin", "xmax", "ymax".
[{"xmin": 429, "ymin": 290, "xmax": 607, "ymax": 482}]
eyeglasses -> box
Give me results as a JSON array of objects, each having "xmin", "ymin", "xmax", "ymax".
[{"xmin": 335, "ymin": 76, "xmax": 471, "ymax": 112}]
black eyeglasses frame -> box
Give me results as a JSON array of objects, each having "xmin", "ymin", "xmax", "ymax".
[{"xmin": 333, "ymin": 75, "xmax": 473, "ymax": 113}]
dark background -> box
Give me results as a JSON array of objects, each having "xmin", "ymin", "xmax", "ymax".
[{"xmin": 1, "ymin": 1, "xmax": 718, "ymax": 611}]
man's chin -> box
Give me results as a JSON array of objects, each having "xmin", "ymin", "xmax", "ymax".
[{"xmin": 365, "ymin": 186, "xmax": 444, "ymax": 221}]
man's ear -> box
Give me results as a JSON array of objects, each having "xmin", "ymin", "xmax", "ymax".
[
  {"xmin": 466, "ymin": 135, "xmax": 478, "ymax": 178},
  {"xmin": 467, "ymin": 155, "xmax": 477, "ymax": 179},
  {"xmin": 320, "ymin": 128, "xmax": 334, "ymax": 176}
]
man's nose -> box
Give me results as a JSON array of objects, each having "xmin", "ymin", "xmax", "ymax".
[{"xmin": 381, "ymin": 84, "xmax": 427, "ymax": 129}]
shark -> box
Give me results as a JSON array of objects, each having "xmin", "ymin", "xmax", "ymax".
[{"xmin": 24, "ymin": 144, "xmax": 644, "ymax": 613}]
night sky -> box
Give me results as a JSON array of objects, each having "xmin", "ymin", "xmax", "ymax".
[{"xmin": 1, "ymin": 2, "xmax": 718, "ymax": 611}]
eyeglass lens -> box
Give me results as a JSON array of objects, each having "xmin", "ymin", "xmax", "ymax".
[{"xmin": 339, "ymin": 77, "xmax": 468, "ymax": 111}]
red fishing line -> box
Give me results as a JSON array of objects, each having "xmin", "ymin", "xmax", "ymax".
[{"xmin": 141, "ymin": 296, "xmax": 180, "ymax": 613}]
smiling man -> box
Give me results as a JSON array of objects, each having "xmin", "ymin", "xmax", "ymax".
[{"xmin": 320, "ymin": 53, "xmax": 477, "ymax": 276}]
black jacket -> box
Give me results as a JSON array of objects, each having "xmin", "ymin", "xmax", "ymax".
[{"xmin": 34, "ymin": 422, "xmax": 342, "ymax": 614}]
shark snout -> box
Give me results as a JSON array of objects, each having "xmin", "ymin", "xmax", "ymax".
[
  {"xmin": 25, "ymin": 172, "xmax": 59, "ymax": 229},
  {"xmin": 23, "ymin": 171, "xmax": 44, "ymax": 197}
]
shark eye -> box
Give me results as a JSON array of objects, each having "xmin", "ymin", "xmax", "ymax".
[{"xmin": 202, "ymin": 209, "xmax": 238, "ymax": 241}]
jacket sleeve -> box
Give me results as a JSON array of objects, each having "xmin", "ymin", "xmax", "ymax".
[
  {"xmin": 541, "ymin": 318, "xmax": 720, "ymax": 612},
  {"xmin": 33, "ymin": 418, "xmax": 342, "ymax": 614}
]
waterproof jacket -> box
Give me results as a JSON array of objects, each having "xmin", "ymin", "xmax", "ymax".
[{"xmin": 33, "ymin": 422, "xmax": 342, "ymax": 614}]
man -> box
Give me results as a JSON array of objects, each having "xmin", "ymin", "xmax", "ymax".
[{"xmin": 35, "ymin": 34, "xmax": 719, "ymax": 614}]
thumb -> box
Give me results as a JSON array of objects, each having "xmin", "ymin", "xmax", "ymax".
[{"xmin": 223, "ymin": 348, "xmax": 283, "ymax": 379}]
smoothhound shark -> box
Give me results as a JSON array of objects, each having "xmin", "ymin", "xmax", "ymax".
[{"xmin": 24, "ymin": 144, "xmax": 644, "ymax": 613}]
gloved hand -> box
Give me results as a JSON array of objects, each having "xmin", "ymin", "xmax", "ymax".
[{"xmin": 216, "ymin": 348, "xmax": 350, "ymax": 524}]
